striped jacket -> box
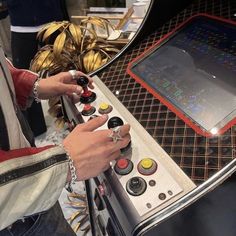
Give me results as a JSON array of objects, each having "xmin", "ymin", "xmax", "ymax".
[{"xmin": 0, "ymin": 47, "xmax": 69, "ymax": 230}]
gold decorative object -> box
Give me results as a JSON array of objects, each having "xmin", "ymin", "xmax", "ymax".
[
  {"xmin": 31, "ymin": 18, "xmax": 119, "ymax": 74},
  {"xmin": 66, "ymin": 192, "xmax": 91, "ymax": 235},
  {"xmin": 30, "ymin": 17, "xmax": 119, "ymax": 129}
]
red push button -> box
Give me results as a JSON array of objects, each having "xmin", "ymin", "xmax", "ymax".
[
  {"xmin": 117, "ymin": 159, "xmax": 129, "ymax": 169},
  {"xmin": 82, "ymin": 104, "xmax": 96, "ymax": 116},
  {"xmin": 84, "ymin": 104, "xmax": 92, "ymax": 111},
  {"xmin": 114, "ymin": 158, "xmax": 133, "ymax": 175}
]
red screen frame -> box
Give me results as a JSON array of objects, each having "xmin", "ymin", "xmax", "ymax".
[{"xmin": 127, "ymin": 13, "xmax": 236, "ymax": 137}]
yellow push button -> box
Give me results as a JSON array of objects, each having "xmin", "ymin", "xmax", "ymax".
[
  {"xmin": 140, "ymin": 158, "xmax": 153, "ymax": 169},
  {"xmin": 98, "ymin": 103, "xmax": 113, "ymax": 114},
  {"xmin": 100, "ymin": 103, "xmax": 109, "ymax": 110},
  {"xmin": 138, "ymin": 158, "xmax": 157, "ymax": 175}
]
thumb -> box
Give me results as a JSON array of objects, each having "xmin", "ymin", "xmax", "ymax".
[
  {"xmin": 76, "ymin": 115, "xmax": 108, "ymax": 132},
  {"xmin": 58, "ymin": 83, "xmax": 82, "ymax": 95}
]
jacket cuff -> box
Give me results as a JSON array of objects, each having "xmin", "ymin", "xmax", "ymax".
[{"xmin": 7, "ymin": 61, "xmax": 38, "ymax": 109}]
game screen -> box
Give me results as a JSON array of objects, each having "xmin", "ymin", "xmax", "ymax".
[{"xmin": 129, "ymin": 15, "xmax": 236, "ymax": 134}]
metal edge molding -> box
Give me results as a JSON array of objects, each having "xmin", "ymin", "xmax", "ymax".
[{"xmin": 134, "ymin": 159, "xmax": 236, "ymax": 235}]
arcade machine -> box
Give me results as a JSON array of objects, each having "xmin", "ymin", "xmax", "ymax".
[{"xmin": 62, "ymin": 0, "xmax": 236, "ymax": 235}]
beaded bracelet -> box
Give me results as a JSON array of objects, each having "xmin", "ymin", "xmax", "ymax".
[
  {"xmin": 60, "ymin": 144, "xmax": 78, "ymax": 193},
  {"xmin": 33, "ymin": 78, "xmax": 41, "ymax": 103}
]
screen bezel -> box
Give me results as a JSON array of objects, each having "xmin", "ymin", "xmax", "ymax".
[{"xmin": 127, "ymin": 13, "xmax": 236, "ymax": 137}]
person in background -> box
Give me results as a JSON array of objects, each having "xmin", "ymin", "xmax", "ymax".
[
  {"xmin": 87, "ymin": 0, "xmax": 125, "ymax": 7},
  {"xmin": 0, "ymin": 46, "xmax": 131, "ymax": 235},
  {"xmin": 6, "ymin": 0, "xmax": 70, "ymax": 136}
]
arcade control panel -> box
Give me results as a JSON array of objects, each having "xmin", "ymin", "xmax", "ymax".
[{"xmin": 73, "ymin": 75, "xmax": 196, "ymax": 218}]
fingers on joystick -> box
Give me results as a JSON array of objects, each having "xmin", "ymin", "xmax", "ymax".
[{"xmin": 108, "ymin": 116, "xmax": 132, "ymax": 153}]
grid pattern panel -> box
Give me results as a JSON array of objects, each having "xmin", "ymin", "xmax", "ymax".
[{"xmin": 99, "ymin": 0, "xmax": 236, "ymax": 185}]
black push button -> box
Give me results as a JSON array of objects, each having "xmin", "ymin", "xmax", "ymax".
[{"xmin": 107, "ymin": 116, "xmax": 124, "ymax": 129}]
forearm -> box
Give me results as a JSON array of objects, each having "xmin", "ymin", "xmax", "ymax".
[{"xmin": 0, "ymin": 145, "xmax": 69, "ymax": 230}]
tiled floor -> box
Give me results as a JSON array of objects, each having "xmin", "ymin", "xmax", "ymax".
[{"xmin": 35, "ymin": 100, "xmax": 92, "ymax": 236}]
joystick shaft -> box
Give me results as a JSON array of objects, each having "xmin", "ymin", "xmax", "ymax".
[{"xmin": 76, "ymin": 76, "xmax": 96, "ymax": 104}]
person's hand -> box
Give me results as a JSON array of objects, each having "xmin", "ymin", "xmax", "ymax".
[
  {"xmin": 36, "ymin": 70, "xmax": 93, "ymax": 100},
  {"xmin": 63, "ymin": 115, "xmax": 131, "ymax": 181}
]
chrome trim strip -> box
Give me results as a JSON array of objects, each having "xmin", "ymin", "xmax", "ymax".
[{"xmin": 134, "ymin": 159, "xmax": 236, "ymax": 235}]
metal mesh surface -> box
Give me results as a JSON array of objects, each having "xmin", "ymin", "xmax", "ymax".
[{"xmin": 98, "ymin": 0, "xmax": 236, "ymax": 185}]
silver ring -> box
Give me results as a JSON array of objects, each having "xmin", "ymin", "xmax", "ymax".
[
  {"xmin": 68, "ymin": 70, "xmax": 77, "ymax": 80},
  {"xmin": 109, "ymin": 126, "xmax": 123, "ymax": 143}
]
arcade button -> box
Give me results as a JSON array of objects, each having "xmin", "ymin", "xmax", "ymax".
[
  {"xmin": 158, "ymin": 193, "xmax": 167, "ymax": 200},
  {"xmin": 80, "ymin": 91, "xmax": 96, "ymax": 104},
  {"xmin": 149, "ymin": 180, "xmax": 156, "ymax": 187},
  {"xmin": 107, "ymin": 116, "xmax": 124, "ymax": 129},
  {"xmin": 138, "ymin": 158, "xmax": 157, "ymax": 175},
  {"xmin": 126, "ymin": 176, "xmax": 147, "ymax": 196},
  {"xmin": 114, "ymin": 158, "xmax": 133, "ymax": 175},
  {"xmin": 81, "ymin": 104, "xmax": 96, "ymax": 116},
  {"xmin": 98, "ymin": 102, "xmax": 113, "ymax": 114},
  {"xmin": 141, "ymin": 158, "xmax": 153, "ymax": 169}
]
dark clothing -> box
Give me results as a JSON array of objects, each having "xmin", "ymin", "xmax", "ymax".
[
  {"xmin": 11, "ymin": 31, "xmax": 47, "ymax": 136},
  {"xmin": 6, "ymin": 0, "xmax": 66, "ymax": 27},
  {"xmin": 7, "ymin": 0, "xmax": 69, "ymax": 136},
  {"xmin": 152, "ymin": 173, "xmax": 236, "ymax": 236},
  {"xmin": 0, "ymin": 202, "xmax": 76, "ymax": 236},
  {"xmin": 0, "ymin": 0, "xmax": 8, "ymax": 20},
  {"xmin": 11, "ymin": 32, "xmax": 38, "ymax": 69}
]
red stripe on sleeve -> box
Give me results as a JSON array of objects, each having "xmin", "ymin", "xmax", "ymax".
[{"xmin": 0, "ymin": 145, "xmax": 55, "ymax": 163}]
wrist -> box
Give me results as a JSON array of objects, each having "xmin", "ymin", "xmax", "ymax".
[
  {"xmin": 66, "ymin": 168, "xmax": 72, "ymax": 183},
  {"xmin": 60, "ymin": 144, "xmax": 78, "ymax": 192},
  {"xmin": 33, "ymin": 77, "xmax": 42, "ymax": 103}
]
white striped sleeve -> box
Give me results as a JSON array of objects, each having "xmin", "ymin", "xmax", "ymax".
[{"xmin": 0, "ymin": 146, "xmax": 69, "ymax": 230}]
